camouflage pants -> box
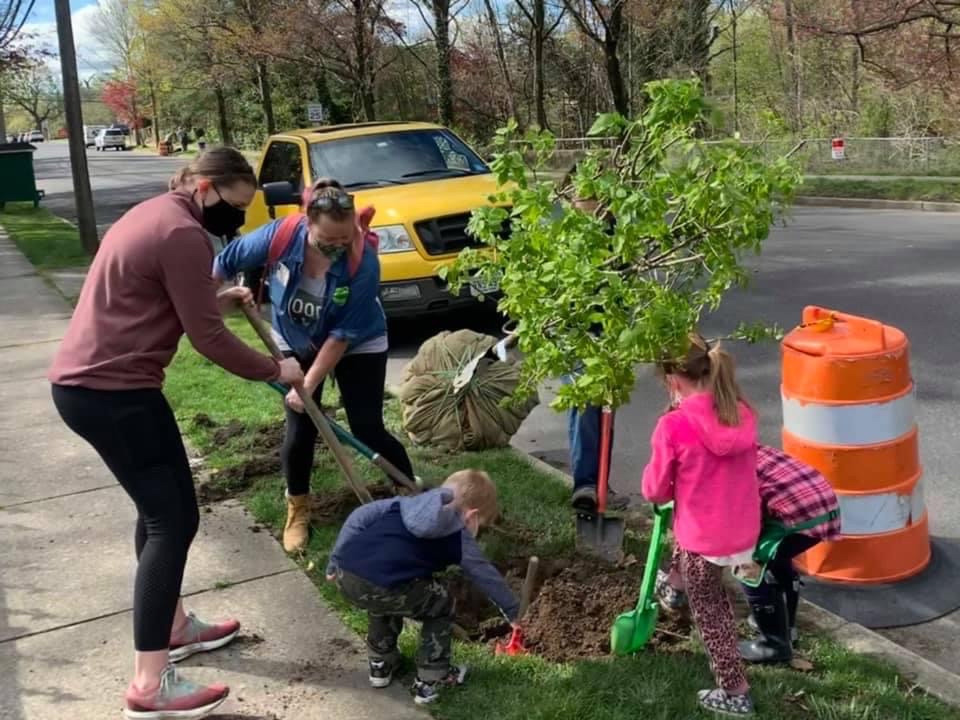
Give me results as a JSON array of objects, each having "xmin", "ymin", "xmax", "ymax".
[{"xmin": 336, "ymin": 570, "xmax": 453, "ymax": 681}]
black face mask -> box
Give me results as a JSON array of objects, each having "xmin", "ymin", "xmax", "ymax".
[{"xmin": 200, "ymin": 186, "xmax": 246, "ymax": 239}]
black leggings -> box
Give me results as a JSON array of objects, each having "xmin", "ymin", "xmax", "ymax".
[
  {"xmin": 52, "ymin": 384, "xmax": 199, "ymax": 652},
  {"xmin": 282, "ymin": 351, "xmax": 414, "ymax": 496}
]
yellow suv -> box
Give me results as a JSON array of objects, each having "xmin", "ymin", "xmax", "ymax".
[{"xmin": 242, "ymin": 121, "xmax": 505, "ymax": 317}]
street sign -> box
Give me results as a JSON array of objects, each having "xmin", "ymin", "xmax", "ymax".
[
  {"xmin": 831, "ymin": 137, "xmax": 845, "ymax": 160},
  {"xmin": 307, "ymin": 103, "xmax": 327, "ymax": 124}
]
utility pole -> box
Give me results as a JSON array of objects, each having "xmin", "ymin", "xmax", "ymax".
[{"xmin": 54, "ymin": 0, "xmax": 98, "ymax": 255}]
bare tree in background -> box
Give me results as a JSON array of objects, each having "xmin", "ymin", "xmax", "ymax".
[
  {"xmin": 0, "ymin": 0, "xmax": 39, "ymax": 140},
  {"xmin": 91, "ymin": 0, "xmax": 146, "ymax": 144},
  {"xmin": 563, "ymin": 0, "xmax": 629, "ymax": 115},
  {"xmin": 5, "ymin": 60, "xmax": 62, "ymax": 133},
  {"xmin": 404, "ymin": 0, "xmax": 470, "ymax": 125},
  {"xmin": 516, "ymin": 0, "xmax": 565, "ymax": 129}
]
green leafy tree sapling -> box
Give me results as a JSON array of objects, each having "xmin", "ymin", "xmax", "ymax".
[{"xmin": 446, "ymin": 79, "xmax": 800, "ymax": 412}]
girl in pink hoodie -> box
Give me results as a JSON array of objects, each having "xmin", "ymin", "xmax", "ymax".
[{"xmin": 642, "ymin": 333, "xmax": 760, "ymax": 716}]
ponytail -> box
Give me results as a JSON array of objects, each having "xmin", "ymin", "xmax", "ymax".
[
  {"xmin": 707, "ymin": 343, "xmax": 743, "ymax": 426},
  {"xmin": 657, "ymin": 333, "xmax": 750, "ymax": 427}
]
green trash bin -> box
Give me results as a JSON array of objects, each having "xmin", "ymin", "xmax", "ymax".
[{"xmin": 0, "ymin": 142, "xmax": 44, "ymax": 210}]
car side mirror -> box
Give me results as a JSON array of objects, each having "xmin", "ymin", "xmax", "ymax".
[{"xmin": 263, "ymin": 181, "xmax": 299, "ymax": 208}]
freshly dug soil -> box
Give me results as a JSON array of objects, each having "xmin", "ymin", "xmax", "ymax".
[{"xmin": 310, "ymin": 484, "xmax": 397, "ymax": 525}]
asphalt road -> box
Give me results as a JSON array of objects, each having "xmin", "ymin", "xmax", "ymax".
[
  {"xmin": 32, "ymin": 139, "xmax": 960, "ymax": 673},
  {"xmin": 33, "ymin": 139, "xmax": 187, "ymax": 236}
]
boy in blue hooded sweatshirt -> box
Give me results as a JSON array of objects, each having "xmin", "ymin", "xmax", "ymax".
[{"xmin": 326, "ymin": 469, "xmax": 519, "ymax": 704}]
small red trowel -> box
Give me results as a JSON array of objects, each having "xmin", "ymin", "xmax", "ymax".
[{"xmin": 495, "ymin": 556, "xmax": 539, "ymax": 656}]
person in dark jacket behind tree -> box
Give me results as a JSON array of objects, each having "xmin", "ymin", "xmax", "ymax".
[
  {"xmin": 557, "ymin": 163, "xmax": 629, "ymax": 513},
  {"xmin": 326, "ymin": 470, "xmax": 519, "ymax": 705}
]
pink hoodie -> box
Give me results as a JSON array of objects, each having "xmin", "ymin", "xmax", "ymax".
[{"xmin": 641, "ymin": 392, "xmax": 760, "ymax": 557}]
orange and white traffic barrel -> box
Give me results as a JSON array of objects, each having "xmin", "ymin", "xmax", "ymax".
[{"xmin": 781, "ymin": 306, "xmax": 930, "ymax": 584}]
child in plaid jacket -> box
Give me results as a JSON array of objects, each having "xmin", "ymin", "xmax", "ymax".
[{"xmin": 656, "ymin": 444, "xmax": 840, "ymax": 664}]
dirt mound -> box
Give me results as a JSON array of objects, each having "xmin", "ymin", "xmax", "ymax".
[{"xmin": 522, "ymin": 560, "xmax": 692, "ymax": 662}]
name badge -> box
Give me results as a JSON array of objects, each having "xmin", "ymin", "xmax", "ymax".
[{"xmin": 274, "ymin": 263, "xmax": 290, "ymax": 288}]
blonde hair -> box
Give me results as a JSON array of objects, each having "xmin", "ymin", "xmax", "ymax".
[
  {"xmin": 304, "ymin": 177, "xmax": 355, "ymax": 223},
  {"xmin": 443, "ymin": 470, "xmax": 499, "ymax": 526},
  {"xmin": 658, "ymin": 333, "xmax": 748, "ymax": 426},
  {"xmin": 168, "ymin": 146, "xmax": 256, "ymax": 191}
]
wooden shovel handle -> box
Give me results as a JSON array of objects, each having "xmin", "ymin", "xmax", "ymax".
[
  {"xmin": 519, "ymin": 556, "xmax": 539, "ymax": 618},
  {"xmin": 241, "ymin": 305, "xmax": 372, "ymax": 504}
]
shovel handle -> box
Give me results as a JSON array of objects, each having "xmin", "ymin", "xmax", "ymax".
[
  {"xmin": 597, "ymin": 408, "xmax": 614, "ymax": 515},
  {"xmin": 242, "ymin": 305, "xmax": 373, "ymax": 505},
  {"xmin": 518, "ymin": 556, "xmax": 539, "ymax": 618}
]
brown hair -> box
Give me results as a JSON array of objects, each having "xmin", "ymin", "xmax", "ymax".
[
  {"xmin": 168, "ymin": 146, "xmax": 256, "ymax": 191},
  {"xmin": 304, "ymin": 177, "xmax": 355, "ymax": 223},
  {"xmin": 659, "ymin": 333, "xmax": 748, "ymax": 426},
  {"xmin": 443, "ymin": 469, "xmax": 499, "ymax": 526}
]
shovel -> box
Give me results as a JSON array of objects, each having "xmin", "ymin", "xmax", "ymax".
[
  {"xmin": 495, "ymin": 556, "xmax": 539, "ymax": 656},
  {"xmin": 610, "ymin": 502, "xmax": 674, "ymax": 656},
  {"xmin": 241, "ymin": 305, "xmax": 372, "ymax": 504},
  {"xmin": 266, "ymin": 381, "xmax": 420, "ymax": 494},
  {"xmin": 575, "ymin": 407, "xmax": 624, "ymax": 563}
]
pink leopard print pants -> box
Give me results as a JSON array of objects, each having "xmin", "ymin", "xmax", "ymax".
[{"xmin": 679, "ymin": 549, "xmax": 749, "ymax": 692}]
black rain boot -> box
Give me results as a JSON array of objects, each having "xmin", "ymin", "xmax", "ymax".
[
  {"xmin": 785, "ymin": 575, "xmax": 800, "ymax": 648},
  {"xmin": 739, "ymin": 590, "xmax": 792, "ymax": 664}
]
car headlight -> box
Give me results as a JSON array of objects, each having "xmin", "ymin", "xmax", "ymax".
[{"xmin": 373, "ymin": 225, "xmax": 415, "ymax": 254}]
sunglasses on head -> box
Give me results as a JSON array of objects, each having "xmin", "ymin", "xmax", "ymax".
[{"xmin": 308, "ymin": 191, "xmax": 355, "ymax": 212}]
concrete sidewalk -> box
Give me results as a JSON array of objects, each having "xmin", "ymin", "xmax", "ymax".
[{"xmin": 0, "ymin": 233, "xmax": 422, "ymax": 719}]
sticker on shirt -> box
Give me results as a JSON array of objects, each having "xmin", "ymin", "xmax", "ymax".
[
  {"xmin": 274, "ymin": 263, "xmax": 290, "ymax": 288},
  {"xmin": 333, "ymin": 286, "xmax": 350, "ymax": 306}
]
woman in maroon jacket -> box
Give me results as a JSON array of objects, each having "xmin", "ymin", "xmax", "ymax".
[{"xmin": 49, "ymin": 148, "xmax": 303, "ymax": 719}]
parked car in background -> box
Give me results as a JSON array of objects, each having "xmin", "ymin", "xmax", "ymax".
[
  {"xmin": 28, "ymin": 130, "xmax": 44, "ymax": 142},
  {"xmin": 95, "ymin": 128, "xmax": 126, "ymax": 151},
  {"xmin": 242, "ymin": 121, "xmax": 506, "ymax": 318},
  {"xmin": 84, "ymin": 125, "xmax": 106, "ymax": 146}
]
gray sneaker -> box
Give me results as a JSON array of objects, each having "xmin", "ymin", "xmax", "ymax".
[
  {"xmin": 124, "ymin": 664, "xmax": 228, "ymax": 719},
  {"xmin": 572, "ymin": 486, "xmax": 629, "ymax": 513}
]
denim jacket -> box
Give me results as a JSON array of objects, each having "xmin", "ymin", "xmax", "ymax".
[{"xmin": 214, "ymin": 218, "xmax": 386, "ymax": 359}]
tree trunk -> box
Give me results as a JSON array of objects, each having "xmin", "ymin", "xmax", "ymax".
[
  {"xmin": 0, "ymin": 91, "xmax": 6, "ymax": 141},
  {"xmin": 482, "ymin": 0, "xmax": 518, "ymax": 122},
  {"xmin": 604, "ymin": 39, "xmax": 629, "ymax": 116},
  {"xmin": 434, "ymin": 0, "xmax": 454, "ymax": 125},
  {"xmin": 783, "ymin": 0, "xmax": 801, "ymax": 132},
  {"xmin": 731, "ymin": 0, "xmax": 740, "ymax": 132},
  {"xmin": 214, "ymin": 84, "xmax": 232, "ymax": 144},
  {"xmin": 533, "ymin": 0, "xmax": 547, "ymax": 128},
  {"xmin": 148, "ymin": 78, "xmax": 160, "ymax": 147},
  {"xmin": 257, "ymin": 60, "xmax": 276, "ymax": 134}
]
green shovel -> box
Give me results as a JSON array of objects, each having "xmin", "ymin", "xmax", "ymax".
[{"xmin": 610, "ymin": 501, "xmax": 674, "ymax": 656}]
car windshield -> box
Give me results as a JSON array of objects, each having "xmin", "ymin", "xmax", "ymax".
[
  {"xmin": 106, "ymin": 130, "xmax": 122, "ymax": 136},
  {"xmin": 308, "ymin": 129, "xmax": 489, "ymax": 188}
]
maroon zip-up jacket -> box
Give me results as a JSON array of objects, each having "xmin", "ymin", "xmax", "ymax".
[{"xmin": 49, "ymin": 191, "xmax": 279, "ymax": 389}]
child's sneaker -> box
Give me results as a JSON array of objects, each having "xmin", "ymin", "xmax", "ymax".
[
  {"xmin": 655, "ymin": 569, "xmax": 688, "ymax": 612},
  {"xmin": 411, "ymin": 666, "xmax": 467, "ymax": 705},
  {"xmin": 124, "ymin": 664, "xmax": 228, "ymax": 719},
  {"xmin": 368, "ymin": 660, "xmax": 393, "ymax": 688},
  {"xmin": 169, "ymin": 612, "xmax": 241, "ymax": 662},
  {"xmin": 697, "ymin": 688, "xmax": 754, "ymax": 716}
]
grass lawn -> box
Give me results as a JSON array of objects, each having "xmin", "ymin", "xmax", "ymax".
[
  {"xmin": 0, "ymin": 203, "xmax": 91, "ymax": 270},
  {"xmin": 798, "ymin": 177, "xmax": 960, "ymax": 203},
  {"xmin": 164, "ymin": 316, "xmax": 958, "ymax": 720}
]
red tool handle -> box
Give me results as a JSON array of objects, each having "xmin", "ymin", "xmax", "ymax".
[{"xmin": 597, "ymin": 407, "xmax": 614, "ymax": 514}]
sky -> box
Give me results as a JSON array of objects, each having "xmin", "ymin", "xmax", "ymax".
[{"xmin": 21, "ymin": 0, "xmax": 110, "ymax": 79}]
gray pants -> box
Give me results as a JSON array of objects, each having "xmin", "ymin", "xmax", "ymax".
[{"xmin": 336, "ymin": 570, "xmax": 453, "ymax": 681}]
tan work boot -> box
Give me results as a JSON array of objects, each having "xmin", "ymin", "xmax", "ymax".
[{"xmin": 283, "ymin": 493, "xmax": 311, "ymax": 552}]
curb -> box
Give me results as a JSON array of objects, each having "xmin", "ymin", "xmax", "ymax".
[
  {"xmin": 511, "ymin": 444, "xmax": 960, "ymax": 707},
  {"xmin": 795, "ymin": 195, "xmax": 960, "ymax": 212}
]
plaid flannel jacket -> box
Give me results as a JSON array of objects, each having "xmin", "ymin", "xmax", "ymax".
[{"xmin": 757, "ymin": 445, "xmax": 841, "ymax": 541}]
